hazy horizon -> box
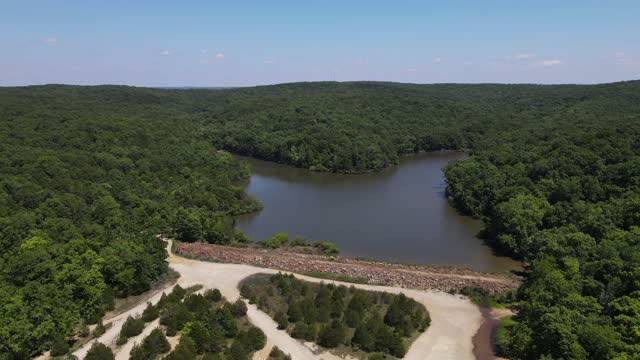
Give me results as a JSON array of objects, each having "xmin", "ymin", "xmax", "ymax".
[
  {"xmin": 4, "ymin": 78, "xmax": 640, "ymax": 89},
  {"xmin": 1, "ymin": 0, "xmax": 638, "ymax": 87}
]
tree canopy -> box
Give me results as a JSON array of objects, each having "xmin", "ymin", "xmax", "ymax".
[
  {"xmin": 0, "ymin": 85, "xmax": 258, "ymax": 358},
  {"xmin": 1, "ymin": 80, "xmax": 639, "ymax": 359}
]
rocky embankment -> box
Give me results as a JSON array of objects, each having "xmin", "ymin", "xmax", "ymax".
[{"xmin": 177, "ymin": 243, "xmax": 517, "ymax": 292}]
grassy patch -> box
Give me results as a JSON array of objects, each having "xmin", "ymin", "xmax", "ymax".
[
  {"xmin": 299, "ymin": 271, "xmax": 369, "ymax": 284},
  {"xmin": 494, "ymin": 315, "xmax": 518, "ymax": 356},
  {"xmin": 459, "ymin": 286, "xmax": 516, "ymax": 308}
]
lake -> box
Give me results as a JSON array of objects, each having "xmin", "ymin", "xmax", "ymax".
[{"xmin": 236, "ymin": 152, "xmax": 521, "ymax": 273}]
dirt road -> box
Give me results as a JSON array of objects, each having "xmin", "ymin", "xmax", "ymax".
[
  {"xmin": 177, "ymin": 242, "xmax": 516, "ymax": 293},
  {"xmin": 72, "ymin": 283, "xmax": 177, "ymax": 359},
  {"xmin": 170, "ymin": 241, "xmax": 483, "ymax": 360},
  {"xmin": 72, "ymin": 241, "xmax": 487, "ymax": 359}
]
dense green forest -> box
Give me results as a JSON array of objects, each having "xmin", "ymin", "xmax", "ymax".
[
  {"xmin": 0, "ymin": 86, "xmax": 258, "ymax": 358},
  {"xmin": 1, "ymin": 80, "xmax": 639, "ymax": 359},
  {"xmin": 443, "ymin": 104, "xmax": 640, "ymax": 356},
  {"xmin": 240, "ymin": 273, "xmax": 429, "ymax": 358}
]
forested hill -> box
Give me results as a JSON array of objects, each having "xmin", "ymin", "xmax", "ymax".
[
  {"xmin": 195, "ymin": 80, "xmax": 640, "ymax": 173},
  {"xmin": 0, "ymin": 85, "xmax": 259, "ymax": 358},
  {"xmin": 1, "ymin": 81, "xmax": 640, "ymax": 359},
  {"xmin": 4, "ymin": 81, "xmax": 639, "ymax": 173}
]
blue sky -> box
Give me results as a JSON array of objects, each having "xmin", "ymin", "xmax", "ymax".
[{"xmin": 1, "ymin": 0, "xmax": 638, "ymax": 86}]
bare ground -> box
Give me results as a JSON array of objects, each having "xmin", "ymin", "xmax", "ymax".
[
  {"xmin": 170, "ymin": 241, "xmax": 484, "ymax": 360},
  {"xmin": 177, "ymin": 242, "xmax": 517, "ymax": 293},
  {"xmin": 71, "ymin": 241, "xmax": 502, "ymax": 359}
]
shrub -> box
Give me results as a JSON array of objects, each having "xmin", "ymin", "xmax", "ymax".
[
  {"xmin": 164, "ymin": 335, "xmax": 197, "ymax": 360},
  {"xmin": 245, "ymin": 326, "xmax": 266, "ymax": 351},
  {"xmin": 240, "ymin": 284, "xmax": 256, "ymax": 303},
  {"xmin": 129, "ymin": 343, "xmax": 148, "ymax": 360},
  {"xmin": 144, "ymin": 328, "xmax": 170, "ymax": 354},
  {"xmin": 202, "ymin": 353, "xmax": 223, "ymax": 360},
  {"xmin": 84, "ymin": 342, "xmax": 115, "ymax": 360},
  {"xmin": 269, "ymin": 346, "xmax": 292, "ymax": 360},
  {"xmin": 204, "ymin": 288, "xmax": 222, "ymax": 302},
  {"xmin": 275, "ymin": 311, "xmax": 289, "ymax": 330},
  {"xmin": 183, "ymin": 321, "xmax": 216, "ymax": 354},
  {"xmin": 318, "ymin": 320, "xmax": 346, "ymax": 348},
  {"xmin": 495, "ymin": 316, "xmax": 518, "ymax": 357},
  {"xmin": 291, "ymin": 322, "xmax": 307, "ymax": 339},
  {"xmin": 118, "ymin": 315, "xmax": 145, "ymax": 341},
  {"xmin": 92, "ymin": 320, "xmax": 106, "ymax": 337},
  {"xmin": 78, "ymin": 319, "xmax": 90, "ymax": 338},
  {"xmin": 290, "ymin": 236, "xmax": 310, "ymax": 247},
  {"xmin": 230, "ymin": 299, "xmax": 248, "ymax": 317},
  {"xmin": 262, "ymin": 231, "xmax": 289, "ymax": 249},
  {"xmin": 184, "ymin": 293, "xmax": 210, "ymax": 314},
  {"xmin": 287, "ymin": 302, "xmax": 303, "ymax": 322},
  {"xmin": 214, "ymin": 307, "xmax": 239, "ymax": 338},
  {"xmin": 227, "ymin": 340, "xmax": 248, "ymax": 360},
  {"xmin": 50, "ymin": 334, "xmax": 70, "ymax": 356},
  {"xmin": 352, "ymin": 322, "xmax": 375, "ymax": 352},
  {"xmin": 141, "ymin": 302, "xmax": 159, "ymax": 322},
  {"xmin": 313, "ymin": 241, "xmax": 339, "ymax": 256},
  {"xmin": 159, "ymin": 302, "xmax": 193, "ymax": 335},
  {"xmin": 159, "ymin": 285, "xmax": 186, "ymax": 306},
  {"xmin": 115, "ymin": 336, "xmax": 127, "ymax": 346}
]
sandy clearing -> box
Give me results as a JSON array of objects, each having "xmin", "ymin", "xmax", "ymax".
[
  {"xmin": 73, "ymin": 241, "xmax": 482, "ymax": 359},
  {"xmin": 168, "ymin": 241, "xmax": 482, "ymax": 360},
  {"xmin": 167, "ymin": 333, "xmax": 181, "ymax": 351}
]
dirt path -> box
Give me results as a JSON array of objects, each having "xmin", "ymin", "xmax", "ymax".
[
  {"xmin": 169, "ymin": 241, "xmax": 482, "ymax": 360},
  {"xmin": 72, "ymin": 283, "xmax": 177, "ymax": 359},
  {"xmin": 473, "ymin": 308, "xmax": 514, "ymax": 360},
  {"xmin": 72, "ymin": 241, "xmax": 486, "ymax": 359},
  {"xmin": 177, "ymin": 242, "xmax": 516, "ymax": 293}
]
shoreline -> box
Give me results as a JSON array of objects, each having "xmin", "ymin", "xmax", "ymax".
[
  {"xmin": 472, "ymin": 307, "xmax": 513, "ymax": 360},
  {"xmin": 177, "ymin": 242, "xmax": 517, "ymax": 293}
]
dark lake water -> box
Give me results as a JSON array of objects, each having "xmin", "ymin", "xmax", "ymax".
[{"xmin": 236, "ymin": 152, "xmax": 521, "ymax": 273}]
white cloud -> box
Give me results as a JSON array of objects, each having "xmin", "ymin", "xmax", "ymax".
[
  {"xmin": 432, "ymin": 57, "xmax": 443, "ymax": 63},
  {"xmin": 201, "ymin": 49, "xmax": 208, "ymax": 55},
  {"xmin": 160, "ymin": 50, "xmax": 174, "ymax": 56},
  {"xmin": 505, "ymin": 53, "xmax": 533, "ymax": 61},
  {"xmin": 215, "ymin": 53, "xmax": 225, "ymax": 59},
  {"xmin": 353, "ymin": 59, "xmax": 369, "ymax": 65},
  {"xmin": 199, "ymin": 59, "xmax": 209, "ymax": 64},
  {"xmin": 615, "ymin": 52, "xmax": 625, "ymax": 58},
  {"xmin": 407, "ymin": 68, "xmax": 417, "ymax": 72},
  {"xmin": 535, "ymin": 59, "xmax": 562, "ymax": 67},
  {"xmin": 263, "ymin": 59, "xmax": 274, "ymax": 64},
  {"xmin": 43, "ymin": 37, "xmax": 57, "ymax": 44}
]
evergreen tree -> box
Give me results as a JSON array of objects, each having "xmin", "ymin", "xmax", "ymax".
[
  {"xmin": 85, "ymin": 342, "xmax": 115, "ymax": 360},
  {"xmin": 318, "ymin": 320, "xmax": 346, "ymax": 348}
]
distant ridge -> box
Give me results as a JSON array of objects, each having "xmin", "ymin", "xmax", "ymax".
[{"xmin": 155, "ymin": 86, "xmax": 237, "ymax": 90}]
